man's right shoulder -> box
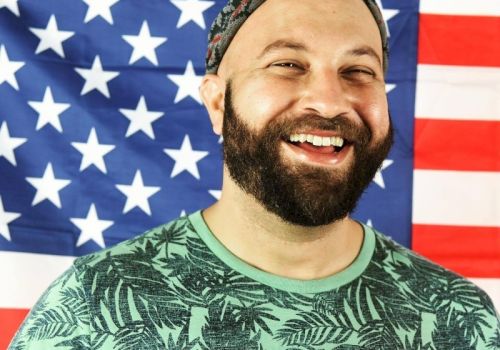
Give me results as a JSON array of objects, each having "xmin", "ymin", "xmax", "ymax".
[{"xmin": 72, "ymin": 214, "xmax": 194, "ymax": 273}]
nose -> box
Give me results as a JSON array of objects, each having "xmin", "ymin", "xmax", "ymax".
[{"xmin": 298, "ymin": 69, "xmax": 352, "ymax": 118}]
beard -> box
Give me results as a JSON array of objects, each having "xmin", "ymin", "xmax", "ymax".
[{"xmin": 222, "ymin": 83, "xmax": 393, "ymax": 227}]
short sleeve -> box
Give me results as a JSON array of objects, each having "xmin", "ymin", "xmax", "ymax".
[{"xmin": 8, "ymin": 265, "xmax": 91, "ymax": 350}]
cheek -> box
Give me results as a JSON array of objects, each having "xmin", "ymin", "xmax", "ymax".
[
  {"xmin": 233, "ymin": 78, "xmax": 298, "ymax": 128},
  {"xmin": 353, "ymin": 88, "xmax": 390, "ymax": 139}
]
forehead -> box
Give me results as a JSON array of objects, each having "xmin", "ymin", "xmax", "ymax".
[{"xmin": 220, "ymin": 0, "xmax": 383, "ymax": 74}]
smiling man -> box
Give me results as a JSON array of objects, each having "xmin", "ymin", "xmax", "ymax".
[{"xmin": 10, "ymin": 0, "xmax": 500, "ymax": 349}]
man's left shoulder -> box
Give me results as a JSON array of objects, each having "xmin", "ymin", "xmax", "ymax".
[
  {"xmin": 367, "ymin": 229, "xmax": 500, "ymax": 348},
  {"xmin": 371, "ymin": 229, "xmax": 499, "ymax": 314},
  {"xmin": 373, "ymin": 229, "xmax": 475, "ymax": 281}
]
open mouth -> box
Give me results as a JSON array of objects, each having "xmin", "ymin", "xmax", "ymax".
[
  {"xmin": 286, "ymin": 133, "xmax": 349, "ymax": 154},
  {"xmin": 282, "ymin": 132, "xmax": 353, "ymax": 166}
]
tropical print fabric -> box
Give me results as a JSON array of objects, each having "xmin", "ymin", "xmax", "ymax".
[{"xmin": 10, "ymin": 212, "xmax": 500, "ymax": 349}]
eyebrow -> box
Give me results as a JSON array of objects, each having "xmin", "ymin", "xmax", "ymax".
[
  {"xmin": 257, "ymin": 40, "xmax": 382, "ymax": 67},
  {"xmin": 257, "ymin": 39, "xmax": 308, "ymax": 59},
  {"xmin": 345, "ymin": 46, "xmax": 382, "ymax": 66}
]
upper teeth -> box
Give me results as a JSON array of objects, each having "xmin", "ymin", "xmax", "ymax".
[{"xmin": 289, "ymin": 134, "xmax": 344, "ymax": 147}]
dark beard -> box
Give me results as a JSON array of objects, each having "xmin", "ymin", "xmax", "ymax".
[{"xmin": 222, "ymin": 83, "xmax": 393, "ymax": 226}]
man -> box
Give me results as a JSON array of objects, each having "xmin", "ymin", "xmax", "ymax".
[{"xmin": 9, "ymin": 0, "xmax": 500, "ymax": 349}]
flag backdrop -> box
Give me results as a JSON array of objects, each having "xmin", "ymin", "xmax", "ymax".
[{"xmin": 0, "ymin": 0, "xmax": 499, "ymax": 346}]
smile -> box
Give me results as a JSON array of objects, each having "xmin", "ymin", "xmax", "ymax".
[
  {"xmin": 289, "ymin": 133, "xmax": 345, "ymax": 150},
  {"xmin": 283, "ymin": 132, "xmax": 352, "ymax": 165}
]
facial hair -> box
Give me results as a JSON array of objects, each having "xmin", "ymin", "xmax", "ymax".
[{"xmin": 222, "ymin": 83, "xmax": 394, "ymax": 227}]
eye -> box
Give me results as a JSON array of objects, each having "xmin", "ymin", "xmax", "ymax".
[
  {"xmin": 345, "ymin": 68, "xmax": 375, "ymax": 76},
  {"xmin": 274, "ymin": 62, "xmax": 298, "ymax": 68},
  {"xmin": 342, "ymin": 67, "xmax": 377, "ymax": 82},
  {"xmin": 270, "ymin": 61, "xmax": 305, "ymax": 71}
]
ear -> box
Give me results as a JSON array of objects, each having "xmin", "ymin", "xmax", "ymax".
[{"xmin": 200, "ymin": 74, "xmax": 225, "ymax": 135}]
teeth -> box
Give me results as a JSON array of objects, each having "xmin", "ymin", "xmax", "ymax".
[
  {"xmin": 289, "ymin": 133, "xmax": 345, "ymax": 147},
  {"xmin": 331, "ymin": 136, "xmax": 344, "ymax": 147},
  {"xmin": 312, "ymin": 136, "xmax": 322, "ymax": 146}
]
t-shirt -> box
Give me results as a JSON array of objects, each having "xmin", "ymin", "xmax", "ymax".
[{"xmin": 9, "ymin": 212, "xmax": 500, "ymax": 350}]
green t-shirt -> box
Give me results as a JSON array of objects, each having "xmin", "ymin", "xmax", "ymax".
[{"xmin": 10, "ymin": 212, "xmax": 500, "ymax": 349}]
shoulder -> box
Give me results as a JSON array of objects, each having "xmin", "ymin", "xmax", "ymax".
[
  {"xmin": 369, "ymin": 228, "xmax": 500, "ymax": 336},
  {"xmin": 72, "ymin": 214, "xmax": 194, "ymax": 272},
  {"xmin": 66, "ymin": 214, "xmax": 198, "ymax": 310},
  {"xmin": 8, "ymin": 263, "xmax": 92, "ymax": 349},
  {"xmin": 371, "ymin": 229, "xmax": 493, "ymax": 301},
  {"xmin": 9, "ymin": 215, "xmax": 196, "ymax": 349},
  {"xmin": 360, "ymin": 228, "xmax": 500, "ymax": 348},
  {"xmin": 372, "ymin": 229, "xmax": 466, "ymax": 280}
]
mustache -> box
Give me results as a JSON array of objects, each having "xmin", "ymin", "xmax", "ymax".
[{"xmin": 267, "ymin": 114, "xmax": 372, "ymax": 146}]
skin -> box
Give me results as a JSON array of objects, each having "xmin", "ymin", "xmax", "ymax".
[{"xmin": 199, "ymin": 0, "xmax": 390, "ymax": 280}]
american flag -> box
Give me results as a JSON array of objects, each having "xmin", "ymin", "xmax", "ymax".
[{"xmin": 0, "ymin": 0, "xmax": 498, "ymax": 347}]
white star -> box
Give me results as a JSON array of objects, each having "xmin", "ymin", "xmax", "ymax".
[
  {"xmin": 0, "ymin": 196, "xmax": 21, "ymax": 241},
  {"xmin": 71, "ymin": 128, "xmax": 115, "ymax": 174},
  {"xmin": 71, "ymin": 204, "xmax": 113, "ymax": 248},
  {"xmin": 366, "ymin": 219, "xmax": 373, "ymax": 227},
  {"xmin": 118, "ymin": 96, "xmax": 164, "ymax": 139},
  {"xmin": 209, "ymin": 190, "xmax": 221, "ymax": 200},
  {"xmin": 386, "ymin": 84, "xmax": 396, "ymax": 94},
  {"xmin": 373, "ymin": 159, "xmax": 394, "ymax": 189},
  {"xmin": 26, "ymin": 163, "xmax": 71, "ymax": 208},
  {"xmin": 170, "ymin": 0, "xmax": 215, "ymax": 29},
  {"xmin": 167, "ymin": 60, "xmax": 203, "ymax": 104},
  {"xmin": 0, "ymin": 121, "xmax": 26, "ymax": 166},
  {"xmin": 28, "ymin": 86, "xmax": 71, "ymax": 132},
  {"xmin": 116, "ymin": 170, "xmax": 161, "ymax": 215},
  {"xmin": 180, "ymin": 210, "xmax": 187, "ymax": 217},
  {"xmin": 122, "ymin": 21, "xmax": 167, "ymax": 66},
  {"xmin": 0, "ymin": 45, "xmax": 25, "ymax": 90},
  {"xmin": 74, "ymin": 55, "xmax": 119, "ymax": 98},
  {"xmin": 82, "ymin": 0, "xmax": 120, "ymax": 25},
  {"xmin": 29, "ymin": 15, "xmax": 75, "ymax": 58},
  {"xmin": 164, "ymin": 134, "xmax": 208, "ymax": 179},
  {"xmin": 0, "ymin": 0, "xmax": 20, "ymax": 16},
  {"xmin": 375, "ymin": 0, "xmax": 399, "ymax": 37}
]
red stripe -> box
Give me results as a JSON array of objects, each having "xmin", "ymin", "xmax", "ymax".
[
  {"xmin": 414, "ymin": 119, "xmax": 500, "ymax": 171},
  {"xmin": 412, "ymin": 224, "xmax": 500, "ymax": 278},
  {"xmin": 418, "ymin": 14, "xmax": 500, "ymax": 67},
  {"xmin": 0, "ymin": 308, "xmax": 29, "ymax": 349}
]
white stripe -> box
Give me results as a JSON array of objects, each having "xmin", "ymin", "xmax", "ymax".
[
  {"xmin": 0, "ymin": 251, "xmax": 74, "ymax": 308},
  {"xmin": 415, "ymin": 65, "xmax": 500, "ymax": 121},
  {"xmin": 469, "ymin": 278, "xmax": 500, "ymax": 312},
  {"xmin": 420, "ymin": 0, "xmax": 500, "ymax": 16},
  {"xmin": 413, "ymin": 170, "xmax": 500, "ymax": 227}
]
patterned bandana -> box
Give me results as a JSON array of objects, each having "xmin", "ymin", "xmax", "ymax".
[{"xmin": 205, "ymin": 0, "xmax": 389, "ymax": 74}]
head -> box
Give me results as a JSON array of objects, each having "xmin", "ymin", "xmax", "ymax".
[{"xmin": 200, "ymin": 0, "xmax": 393, "ymax": 226}]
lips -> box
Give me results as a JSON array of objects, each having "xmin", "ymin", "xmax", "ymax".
[
  {"xmin": 283, "ymin": 135, "xmax": 352, "ymax": 165},
  {"xmin": 273, "ymin": 116, "xmax": 366, "ymax": 166},
  {"xmin": 294, "ymin": 141, "xmax": 340, "ymax": 154}
]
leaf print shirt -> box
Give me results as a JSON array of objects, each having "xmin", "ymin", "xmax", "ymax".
[{"xmin": 9, "ymin": 212, "xmax": 500, "ymax": 349}]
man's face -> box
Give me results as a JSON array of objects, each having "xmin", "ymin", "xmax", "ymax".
[
  {"xmin": 216, "ymin": 0, "xmax": 393, "ymax": 226},
  {"xmin": 223, "ymin": 83, "xmax": 393, "ymax": 226}
]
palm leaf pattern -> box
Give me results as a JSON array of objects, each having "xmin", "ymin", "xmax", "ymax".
[
  {"xmin": 9, "ymin": 216, "xmax": 500, "ymax": 349},
  {"xmin": 26, "ymin": 307, "xmax": 82, "ymax": 341},
  {"xmin": 276, "ymin": 311, "xmax": 356, "ymax": 346},
  {"xmin": 488, "ymin": 328, "xmax": 500, "ymax": 348}
]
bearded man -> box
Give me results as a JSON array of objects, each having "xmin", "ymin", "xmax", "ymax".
[{"xmin": 10, "ymin": 0, "xmax": 500, "ymax": 349}]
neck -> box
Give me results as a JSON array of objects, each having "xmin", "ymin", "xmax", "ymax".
[{"xmin": 202, "ymin": 178, "xmax": 364, "ymax": 280}]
